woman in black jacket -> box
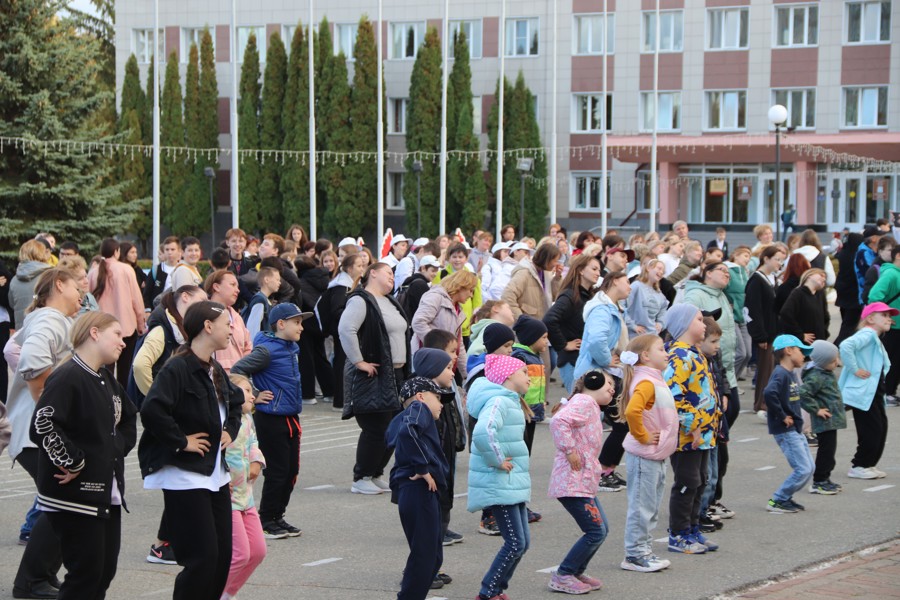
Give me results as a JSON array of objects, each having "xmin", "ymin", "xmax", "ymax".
[
  {"xmin": 0, "ymin": 257, "xmax": 13, "ymax": 403},
  {"xmin": 834, "ymin": 233, "xmax": 864, "ymax": 345},
  {"xmin": 138, "ymin": 301, "xmax": 243, "ymax": 600},
  {"xmin": 744, "ymin": 245, "xmax": 786, "ymax": 415},
  {"xmin": 542, "ymin": 253, "xmax": 600, "ymax": 393},
  {"xmin": 779, "ymin": 268, "xmax": 829, "ymax": 343},
  {"xmin": 29, "ymin": 311, "xmax": 137, "ymax": 600},
  {"xmin": 295, "ymin": 255, "xmax": 335, "ymax": 404}
]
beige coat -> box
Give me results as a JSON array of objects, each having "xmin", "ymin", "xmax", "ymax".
[{"xmin": 501, "ymin": 261, "xmax": 559, "ymax": 319}]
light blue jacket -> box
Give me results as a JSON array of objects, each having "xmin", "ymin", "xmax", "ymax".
[
  {"xmin": 573, "ymin": 292, "xmax": 623, "ymax": 379},
  {"xmin": 466, "ymin": 377, "xmax": 531, "ymax": 512},
  {"xmin": 838, "ymin": 327, "xmax": 892, "ymax": 411}
]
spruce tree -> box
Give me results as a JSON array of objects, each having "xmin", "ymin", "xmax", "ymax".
[
  {"xmin": 238, "ymin": 33, "xmax": 262, "ymax": 234},
  {"xmin": 180, "ymin": 42, "xmax": 202, "ymax": 235},
  {"xmin": 320, "ymin": 54, "xmax": 353, "ymax": 237},
  {"xmin": 514, "ymin": 73, "xmax": 548, "ymax": 237},
  {"xmin": 193, "ymin": 28, "xmax": 219, "ymax": 235},
  {"xmin": 454, "ymin": 89, "xmax": 487, "ymax": 234},
  {"xmin": 403, "ymin": 27, "xmax": 442, "ymax": 238},
  {"xmin": 314, "ymin": 17, "xmax": 336, "ymax": 226},
  {"xmin": 120, "ymin": 55, "xmax": 145, "ymax": 130},
  {"xmin": 161, "ymin": 51, "xmax": 188, "ymax": 232},
  {"xmin": 143, "ymin": 59, "xmax": 155, "ymax": 203},
  {"xmin": 118, "ymin": 55, "xmax": 148, "ymax": 205},
  {"xmin": 121, "ymin": 109, "xmax": 151, "ymax": 242},
  {"xmin": 447, "ymin": 30, "xmax": 474, "ymax": 230},
  {"xmin": 280, "ymin": 22, "xmax": 310, "ymax": 228},
  {"xmin": 259, "ymin": 31, "xmax": 287, "ymax": 234}
]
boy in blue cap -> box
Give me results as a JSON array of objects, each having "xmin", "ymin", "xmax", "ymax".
[{"xmin": 764, "ymin": 334, "xmax": 814, "ymax": 514}]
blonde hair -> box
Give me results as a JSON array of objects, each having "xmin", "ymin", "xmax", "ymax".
[
  {"xmin": 58, "ymin": 255, "xmax": 88, "ymax": 273},
  {"xmin": 617, "ymin": 334, "xmax": 664, "ymax": 423},
  {"xmin": 229, "ymin": 373, "xmax": 252, "ymax": 389},
  {"xmin": 70, "ymin": 311, "xmax": 119, "ymax": 349},
  {"xmin": 440, "ymin": 269, "xmax": 478, "ymax": 298},
  {"xmin": 19, "ymin": 239, "xmax": 51, "ymax": 263},
  {"xmin": 638, "ymin": 259, "xmax": 664, "ymax": 290},
  {"xmin": 799, "ymin": 267, "xmax": 826, "ymax": 287}
]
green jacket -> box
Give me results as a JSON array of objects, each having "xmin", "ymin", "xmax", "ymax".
[
  {"xmin": 683, "ymin": 281, "xmax": 737, "ymax": 389},
  {"xmin": 723, "ymin": 262, "xmax": 748, "ymax": 324},
  {"xmin": 867, "ymin": 262, "xmax": 900, "ymax": 330},
  {"xmin": 799, "ymin": 366, "xmax": 846, "ymax": 434}
]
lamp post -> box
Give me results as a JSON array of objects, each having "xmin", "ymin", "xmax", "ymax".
[
  {"xmin": 768, "ymin": 104, "xmax": 788, "ymax": 241},
  {"xmin": 204, "ymin": 167, "xmax": 217, "ymax": 251},
  {"xmin": 412, "ymin": 160, "xmax": 423, "ymax": 237},
  {"xmin": 516, "ymin": 158, "xmax": 534, "ymax": 238}
]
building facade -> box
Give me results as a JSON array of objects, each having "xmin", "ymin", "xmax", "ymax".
[{"xmin": 116, "ymin": 0, "xmax": 900, "ymax": 236}]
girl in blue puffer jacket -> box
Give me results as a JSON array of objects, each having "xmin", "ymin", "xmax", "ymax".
[{"xmin": 468, "ymin": 354, "xmax": 532, "ymax": 600}]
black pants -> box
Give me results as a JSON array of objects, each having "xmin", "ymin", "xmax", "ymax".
[
  {"xmin": 253, "ymin": 412, "xmax": 301, "ymax": 523},
  {"xmin": 332, "ymin": 342, "xmax": 347, "ymax": 409},
  {"xmin": 397, "ymin": 480, "xmax": 443, "ymax": 600},
  {"xmin": 354, "ymin": 411, "xmax": 396, "ymax": 480},
  {"xmin": 436, "ymin": 403, "xmax": 458, "ymax": 523},
  {"xmin": 714, "ymin": 442, "xmax": 728, "ymax": 503},
  {"xmin": 157, "ymin": 508, "xmax": 169, "ymax": 541},
  {"xmin": 164, "ymin": 485, "xmax": 232, "ymax": 600},
  {"xmin": 13, "ymin": 448, "xmax": 62, "ymax": 594},
  {"xmin": 598, "ymin": 419, "xmax": 628, "ymax": 468},
  {"xmin": 0, "ymin": 321, "xmax": 10, "ymax": 403},
  {"xmin": 114, "ymin": 332, "xmax": 138, "ymax": 391},
  {"xmin": 835, "ymin": 306, "xmax": 862, "ymax": 346},
  {"xmin": 851, "ymin": 390, "xmax": 888, "ymax": 469},
  {"xmin": 753, "ymin": 344, "xmax": 775, "ymax": 413},
  {"xmin": 814, "ymin": 429, "xmax": 838, "ymax": 482},
  {"xmin": 47, "ymin": 507, "xmax": 121, "ymax": 600},
  {"xmin": 300, "ymin": 330, "xmax": 335, "ymax": 399},
  {"xmin": 523, "ymin": 421, "xmax": 536, "ymax": 455},
  {"xmin": 669, "ymin": 450, "xmax": 709, "ymax": 533},
  {"xmin": 882, "ymin": 329, "xmax": 900, "ymax": 396}
]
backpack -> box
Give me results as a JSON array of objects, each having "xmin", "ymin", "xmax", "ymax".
[
  {"xmin": 395, "ymin": 275, "xmax": 416, "ymax": 322},
  {"xmin": 126, "ymin": 322, "xmax": 177, "ymax": 409},
  {"xmin": 240, "ymin": 294, "xmax": 270, "ymax": 331}
]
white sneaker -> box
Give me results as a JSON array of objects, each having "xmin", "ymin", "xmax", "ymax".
[
  {"xmin": 372, "ymin": 477, "xmax": 391, "ymax": 491},
  {"xmin": 351, "ymin": 477, "xmax": 384, "ymax": 494},
  {"xmin": 869, "ymin": 467, "xmax": 887, "ymax": 478},
  {"xmin": 302, "ymin": 398, "xmax": 318, "ymax": 405},
  {"xmin": 757, "ymin": 410, "xmax": 767, "ymax": 421},
  {"xmin": 848, "ymin": 466, "xmax": 878, "ymax": 479},
  {"xmin": 321, "ymin": 396, "xmax": 333, "ymax": 403}
]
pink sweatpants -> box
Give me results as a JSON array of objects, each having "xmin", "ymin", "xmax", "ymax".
[{"xmin": 223, "ymin": 506, "xmax": 267, "ymax": 598}]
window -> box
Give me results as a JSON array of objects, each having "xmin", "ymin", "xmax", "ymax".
[
  {"xmin": 387, "ymin": 172, "xmax": 405, "ymax": 210},
  {"xmin": 449, "ymin": 20, "xmax": 483, "ymax": 59},
  {"xmin": 388, "ymin": 98, "xmax": 408, "ymax": 134},
  {"xmin": 772, "ymin": 89, "xmax": 816, "ymax": 129},
  {"xmin": 181, "ymin": 27, "xmax": 216, "ymax": 63},
  {"xmin": 505, "ymin": 18, "xmax": 539, "ymax": 57},
  {"xmin": 571, "ymin": 174, "xmax": 609, "ymax": 211},
  {"xmin": 640, "ymin": 92, "xmax": 681, "ymax": 131},
  {"xmin": 237, "ymin": 26, "xmax": 266, "ymax": 62},
  {"xmin": 705, "ymin": 90, "xmax": 747, "ymax": 130},
  {"xmin": 334, "ymin": 23, "xmax": 358, "ymax": 58},
  {"xmin": 473, "ymin": 96, "xmax": 483, "ymax": 134},
  {"xmin": 708, "ymin": 8, "xmax": 749, "ymax": 50},
  {"xmin": 572, "ymin": 94, "xmax": 612, "ymax": 133},
  {"xmin": 390, "ymin": 22, "xmax": 425, "ymax": 59},
  {"xmin": 843, "ymin": 87, "xmax": 888, "ymax": 127},
  {"xmin": 282, "ymin": 25, "xmax": 298, "ymax": 46},
  {"xmin": 775, "ymin": 5, "xmax": 818, "ymax": 47},
  {"xmin": 642, "ymin": 11, "xmax": 683, "ymax": 52},
  {"xmin": 133, "ymin": 29, "xmax": 163, "ymax": 64},
  {"xmin": 573, "ymin": 14, "xmax": 614, "ymax": 55},
  {"xmin": 846, "ymin": 2, "xmax": 891, "ymax": 43}
]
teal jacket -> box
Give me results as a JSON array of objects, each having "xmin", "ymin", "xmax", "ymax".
[
  {"xmin": 868, "ymin": 262, "xmax": 900, "ymax": 330},
  {"xmin": 466, "ymin": 377, "xmax": 531, "ymax": 512},
  {"xmin": 723, "ymin": 262, "xmax": 748, "ymax": 324},
  {"xmin": 799, "ymin": 366, "xmax": 847, "ymax": 434},
  {"xmin": 683, "ymin": 281, "xmax": 737, "ymax": 389},
  {"xmin": 838, "ymin": 327, "xmax": 892, "ymax": 411}
]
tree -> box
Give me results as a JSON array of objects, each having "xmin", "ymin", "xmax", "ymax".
[
  {"xmin": 258, "ymin": 31, "xmax": 287, "ymax": 235},
  {"xmin": 403, "ymin": 27, "xmax": 442, "ymax": 238},
  {"xmin": 0, "ymin": 0, "xmax": 141, "ymax": 255},
  {"xmin": 319, "ymin": 54, "xmax": 353, "ymax": 237},
  {"xmin": 447, "ymin": 31, "xmax": 484, "ymax": 232},
  {"xmin": 280, "ymin": 21, "xmax": 310, "ymax": 228},
  {"xmin": 238, "ymin": 33, "xmax": 262, "ymax": 234},
  {"xmin": 314, "ymin": 17, "xmax": 337, "ymax": 227},
  {"xmin": 513, "ymin": 73, "xmax": 548, "ymax": 237},
  {"xmin": 160, "ymin": 51, "xmax": 189, "ymax": 234},
  {"xmin": 143, "ymin": 57, "xmax": 155, "ymax": 198},
  {"xmin": 117, "ymin": 56, "xmax": 151, "ymax": 242}
]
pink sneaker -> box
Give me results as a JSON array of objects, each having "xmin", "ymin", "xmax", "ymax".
[
  {"xmin": 575, "ymin": 573, "xmax": 603, "ymax": 591},
  {"xmin": 548, "ymin": 573, "xmax": 591, "ymax": 595}
]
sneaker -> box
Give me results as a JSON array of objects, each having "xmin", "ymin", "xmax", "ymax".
[
  {"xmin": 756, "ymin": 410, "xmax": 767, "ymax": 421},
  {"xmin": 574, "ymin": 573, "xmax": 603, "ymax": 590},
  {"xmin": 430, "ymin": 576, "xmax": 444, "ymax": 590},
  {"xmin": 784, "ymin": 499, "xmax": 805, "ymax": 511},
  {"xmin": 276, "ymin": 519, "xmax": 302, "ymax": 537},
  {"xmin": 371, "ymin": 477, "xmax": 391, "ymax": 491},
  {"xmin": 147, "ymin": 542, "xmax": 177, "ymax": 564},
  {"xmin": 479, "ymin": 515, "xmax": 501, "ymax": 535},
  {"xmin": 445, "ymin": 529, "xmax": 464, "ymax": 543},
  {"xmin": 610, "ymin": 471, "xmax": 627, "ymax": 487},
  {"xmin": 620, "ymin": 554, "xmax": 668, "ymax": 573},
  {"xmin": 810, "ymin": 481, "xmax": 838, "ymax": 495},
  {"xmin": 848, "ymin": 466, "xmax": 879, "ymax": 479},
  {"xmin": 321, "ymin": 396, "xmax": 334, "ymax": 403},
  {"xmin": 442, "ymin": 534, "xmax": 457, "ymax": 546},
  {"xmin": 261, "ymin": 522, "xmax": 290, "ymax": 539},
  {"xmin": 690, "ymin": 526, "xmax": 718, "ymax": 551},
  {"xmin": 870, "ymin": 466, "xmax": 887, "ymax": 478},
  {"xmin": 331, "ymin": 405, "xmax": 344, "ymax": 412},
  {"xmin": 885, "ymin": 394, "xmax": 900, "ymax": 407},
  {"xmin": 767, "ymin": 498, "xmax": 799, "ymax": 513},
  {"xmin": 709, "ymin": 502, "xmax": 735, "ymax": 519},
  {"xmin": 667, "ymin": 532, "xmax": 707, "ymax": 554},
  {"xmin": 805, "ymin": 432, "xmax": 818, "ymax": 447},
  {"xmin": 548, "ymin": 573, "xmax": 591, "ymax": 595},
  {"xmin": 648, "ymin": 554, "xmax": 671, "ymax": 569},
  {"xmin": 436, "ymin": 571, "xmax": 452, "ymax": 585},
  {"xmin": 598, "ymin": 473, "xmax": 624, "ymax": 492},
  {"xmin": 302, "ymin": 398, "xmax": 318, "ymax": 405},
  {"xmin": 527, "ymin": 508, "xmax": 542, "ymax": 523},
  {"xmin": 699, "ymin": 514, "xmax": 722, "ymax": 532},
  {"xmin": 351, "ymin": 477, "xmax": 385, "ymax": 495},
  {"xmin": 17, "ymin": 532, "xmax": 29, "ymax": 546},
  {"xmin": 826, "ymin": 479, "xmax": 843, "ymax": 492}
]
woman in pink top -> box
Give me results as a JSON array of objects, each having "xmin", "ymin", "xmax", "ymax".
[
  {"xmin": 546, "ymin": 370, "xmax": 614, "ymax": 595},
  {"xmin": 204, "ymin": 270, "xmax": 252, "ymax": 372},
  {"xmin": 89, "ymin": 238, "xmax": 146, "ymax": 387}
]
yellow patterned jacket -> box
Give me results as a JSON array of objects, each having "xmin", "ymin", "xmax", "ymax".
[{"xmin": 663, "ymin": 341, "xmax": 720, "ymax": 452}]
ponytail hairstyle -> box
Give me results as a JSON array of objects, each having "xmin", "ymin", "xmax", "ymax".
[
  {"xmin": 339, "ymin": 253, "xmax": 364, "ymax": 288},
  {"xmin": 92, "ymin": 238, "xmax": 120, "ymax": 300},
  {"xmin": 617, "ymin": 333, "xmax": 664, "ymax": 423},
  {"xmin": 360, "ymin": 261, "xmax": 391, "ymax": 288},
  {"xmin": 597, "ymin": 270, "xmax": 627, "ymax": 295},
  {"xmin": 70, "ymin": 311, "xmax": 119, "ymax": 349},
  {"xmin": 160, "ymin": 285, "xmax": 206, "ymax": 339},
  {"xmin": 202, "ymin": 269, "xmax": 236, "ymax": 299},
  {"xmin": 174, "ymin": 300, "xmax": 229, "ymax": 401},
  {"xmin": 26, "ymin": 268, "xmax": 78, "ymax": 314}
]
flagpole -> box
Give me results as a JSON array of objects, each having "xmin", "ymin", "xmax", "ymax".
[
  {"xmin": 230, "ymin": 0, "xmax": 239, "ymax": 229},
  {"xmin": 152, "ymin": 0, "xmax": 160, "ymax": 266},
  {"xmin": 376, "ymin": 0, "xmax": 385, "ymax": 251},
  {"xmin": 650, "ymin": 0, "xmax": 660, "ymax": 234},
  {"xmin": 600, "ymin": 0, "xmax": 608, "ymax": 238},
  {"xmin": 438, "ymin": 0, "xmax": 450, "ymax": 236},
  {"xmin": 549, "ymin": 0, "xmax": 558, "ymax": 228},
  {"xmin": 495, "ymin": 0, "xmax": 506, "ymax": 242},
  {"xmin": 308, "ymin": 0, "xmax": 317, "ymax": 239}
]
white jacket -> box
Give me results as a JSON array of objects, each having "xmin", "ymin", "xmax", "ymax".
[
  {"xmin": 793, "ymin": 245, "xmax": 836, "ymax": 287},
  {"xmin": 486, "ymin": 257, "xmax": 523, "ymax": 301}
]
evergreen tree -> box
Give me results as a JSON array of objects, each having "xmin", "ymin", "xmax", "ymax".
[
  {"xmin": 280, "ymin": 22, "xmax": 310, "ymax": 228},
  {"xmin": 320, "ymin": 54, "xmax": 353, "ymax": 237},
  {"xmin": 160, "ymin": 51, "xmax": 188, "ymax": 233},
  {"xmin": 0, "ymin": 0, "xmax": 140, "ymax": 254},
  {"xmin": 238, "ymin": 33, "xmax": 262, "ymax": 234},
  {"xmin": 447, "ymin": 30, "xmax": 476, "ymax": 230},
  {"xmin": 514, "ymin": 73, "xmax": 548, "ymax": 237},
  {"xmin": 403, "ymin": 27, "xmax": 442, "ymax": 238},
  {"xmin": 193, "ymin": 29, "xmax": 219, "ymax": 235},
  {"xmin": 455, "ymin": 88, "xmax": 487, "ymax": 234},
  {"xmin": 143, "ymin": 59, "xmax": 155, "ymax": 152},
  {"xmin": 120, "ymin": 55, "xmax": 146, "ymax": 130},
  {"xmin": 258, "ymin": 31, "xmax": 287, "ymax": 235},
  {"xmin": 314, "ymin": 17, "xmax": 336, "ymax": 226},
  {"xmin": 180, "ymin": 42, "xmax": 202, "ymax": 235},
  {"xmin": 118, "ymin": 55, "xmax": 149, "ymax": 204}
]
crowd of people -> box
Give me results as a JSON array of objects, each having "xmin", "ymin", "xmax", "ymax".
[{"xmin": 0, "ymin": 212, "xmax": 898, "ymax": 600}]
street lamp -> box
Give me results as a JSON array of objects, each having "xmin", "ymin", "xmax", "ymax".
[
  {"xmin": 412, "ymin": 160, "xmax": 423, "ymax": 237},
  {"xmin": 768, "ymin": 104, "xmax": 788, "ymax": 241},
  {"xmin": 204, "ymin": 166, "xmax": 217, "ymax": 251},
  {"xmin": 516, "ymin": 158, "xmax": 534, "ymax": 237}
]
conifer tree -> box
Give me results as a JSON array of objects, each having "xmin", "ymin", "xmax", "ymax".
[
  {"xmin": 314, "ymin": 17, "xmax": 336, "ymax": 226},
  {"xmin": 238, "ymin": 33, "xmax": 262, "ymax": 234},
  {"xmin": 159, "ymin": 52, "xmax": 187, "ymax": 233},
  {"xmin": 192, "ymin": 29, "xmax": 219, "ymax": 235},
  {"xmin": 280, "ymin": 22, "xmax": 310, "ymax": 228},
  {"xmin": 259, "ymin": 32, "xmax": 287, "ymax": 234},
  {"xmin": 120, "ymin": 55, "xmax": 146, "ymax": 130},
  {"xmin": 447, "ymin": 31, "xmax": 477, "ymax": 230},
  {"xmin": 118, "ymin": 55, "xmax": 149, "ymax": 203},
  {"xmin": 180, "ymin": 42, "xmax": 202, "ymax": 235},
  {"xmin": 143, "ymin": 59, "xmax": 155, "ymax": 200},
  {"xmin": 320, "ymin": 54, "xmax": 353, "ymax": 237},
  {"xmin": 513, "ymin": 73, "xmax": 548, "ymax": 237}
]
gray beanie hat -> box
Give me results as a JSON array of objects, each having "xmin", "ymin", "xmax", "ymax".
[
  {"xmin": 665, "ymin": 304, "xmax": 701, "ymax": 341},
  {"xmin": 809, "ymin": 340, "xmax": 839, "ymax": 370},
  {"xmin": 412, "ymin": 348, "xmax": 453, "ymax": 379}
]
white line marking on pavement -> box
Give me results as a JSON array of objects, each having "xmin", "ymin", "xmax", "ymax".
[
  {"xmin": 303, "ymin": 557, "xmax": 343, "ymax": 567},
  {"xmin": 536, "ymin": 565, "xmax": 559, "ymax": 573},
  {"xmin": 739, "ymin": 409, "xmax": 753, "ymax": 414},
  {"xmin": 303, "ymin": 434, "xmax": 360, "ymax": 446},
  {"xmin": 427, "ymin": 597, "xmax": 448, "ymax": 600},
  {"xmin": 863, "ymin": 484, "xmax": 895, "ymax": 492},
  {"xmin": 0, "ymin": 491, "xmax": 36, "ymax": 500},
  {"xmin": 755, "ymin": 466, "xmax": 777, "ymax": 471},
  {"xmin": 654, "ymin": 537, "xmax": 668, "ymax": 543},
  {"xmin": 736, "ymin": 437, "xmax": 759, "ymax": 443},
  {"xmin": 304, "ymin": 484, "xmax": 335, "ymax": 490},
  {"xmin": 454, "ymin": 492, "xmax": 468, "ymax": 498},
  {"xmin": 303, "ymin": 442, "xmax": 357, "ymax": 454}
]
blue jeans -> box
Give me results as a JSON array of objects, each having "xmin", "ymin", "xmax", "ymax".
[
  {"xmin": 557, "ymin": 496, "xmax": 608, "ymax": 576},
  {"xmin": 623, "ymin": 452, "xmax": 666, "ymax": 558},
  {"xmin": 773, "ymin": 431, "xmax": 814, "ymax": 502},
  {"xmin": 21, "ymin": 498, "xmax": 39, "ymax": 536},
  {"xmin": 480, "ymin": 503, "xmax": 530, "ymax": 598},
  {"xmin": 700, "ymin": 445, "xmax": 719, "ymax": 514},
  {"xmin": 559, "ymin": 363, "xmax": 575, "ymax": 394}
]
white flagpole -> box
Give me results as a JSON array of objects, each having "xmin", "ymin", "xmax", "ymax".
[
  {"xmin": 152, "ymin": 0, "xmax": 160, "ymax": 266},
  {"xmin": 549, "ymin": 0, "xmax": 558, "ymax": 228},
  {"xmin": 308, "ymin": 0, "xmax": 317, "ymax": 239},
  {"xmin": 495, "ymin": 0, "xmax": 506, "ymax": 242},
  {"xmin": 376, "ymin": 0, "xmax": 385, "ymax": 251},
  {"xmin": 600, "ymin": 0, "xmax": 608, "ymax": 238},
  {"xmin": 230, "ymin": 0, "xmax": 239, "ymax": 229},
  {"xmin": 438, "ymin": 0, "xmax": 450, "ymax": 235},
  {"xmin": 650, "ymin": 0, "xmax": 660, "ymax": 234}
]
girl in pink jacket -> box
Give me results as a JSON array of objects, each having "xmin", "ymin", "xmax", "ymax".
[
  {"xmin": 619, "ymin": 334, "xmax": 679, "ymax": 572},
  {"xmin": 546, "ymin": 370, "xmax": 614, "ymax": 595}
]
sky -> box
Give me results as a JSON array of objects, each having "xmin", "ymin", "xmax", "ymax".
[{"xmin": 66, "ymin": 0, "xmax": 99, "ymax": 16}]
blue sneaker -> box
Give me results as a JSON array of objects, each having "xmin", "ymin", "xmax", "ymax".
[
  {"xmin": 690, "ymin": 525, "xmax": 719, "ymax": 552},
  {"xmin": 667, "ymin": 530, "xmax": 707, "ymax": 554}
]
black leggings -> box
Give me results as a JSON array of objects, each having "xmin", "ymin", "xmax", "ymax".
[{"xmin": 353, "ymin": 411, "xmax": 396, "ymax": 480}]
